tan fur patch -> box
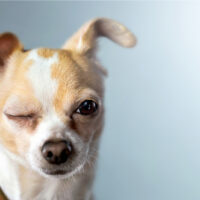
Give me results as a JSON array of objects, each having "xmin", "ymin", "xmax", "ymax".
[
  {"xmin": 51, "ymin": 50, "xmax": 81, "ymax": 114},
  {"xmin": 50, "ymin": 49, "xmax": 103, "ymax": 140},
  {"xmin": 37, "ymin": 48, "xmax": 54, "ymax": 58}
]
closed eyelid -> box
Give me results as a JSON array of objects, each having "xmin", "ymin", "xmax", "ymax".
[
  {"xmin": 3, "ymin": 103, "xmax": 41, "ymax": 117},
  {"xmin": 3, "ymin": 95, "xmax": 42, "ymax": 115},
  {"xmin": 3, "ymin": 109, "xmax": 40, "ymax": 131},
  {"xmin": 3, "ymin": 106, "xmax": 37, "ymax": 116},
  {"xmin": 4, "ymin": 113, "xmax": 35, "ymax": 118}
]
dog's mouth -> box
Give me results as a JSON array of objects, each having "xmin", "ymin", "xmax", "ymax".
[
  {"xmin": 40, "ymin": 160, "xmax": 86, "ymax": 179},
  {"xmin": 44, "ymin": 169, "xmax": 67, "ymax": 175}
]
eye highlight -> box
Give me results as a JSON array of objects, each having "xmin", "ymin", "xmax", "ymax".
[{"xmin": 76, "ymin": 100, "xmax": 98, "ymax": 115}]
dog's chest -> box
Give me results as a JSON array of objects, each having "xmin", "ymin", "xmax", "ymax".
[
  {"xmin": 0, "ymin": 151, "xmax": 64, "ymax": 200},
  {"xmin": 0, "ymin": 151, "xmax": 92, "ymax": 200},
  {"xmin": 21, "ymin": 176, "xmax": 92, "ymax": 200},
  {"xmin": 22, "ymin": 180, "xmax": 73, "ymax": 200},
  {"xmin": 0, "ymin": 148, "xmax": 21, "ymax": 200}
]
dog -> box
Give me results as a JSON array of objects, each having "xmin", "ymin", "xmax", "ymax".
[{"xmin": 0, "ymin": 18, "xmax": 136, "ymax": 200}]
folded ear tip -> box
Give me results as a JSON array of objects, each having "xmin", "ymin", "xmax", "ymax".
[
  {"xmin": 120, "ymin": 32, "xmax": 137, "ymax": 48},
  {"xmin": 127, "ymin": 35, "xmax": 137, "ymax": 48},
  {"xmin": 95, "ymin": 18, "xmax": 137, "ymax": 48}
]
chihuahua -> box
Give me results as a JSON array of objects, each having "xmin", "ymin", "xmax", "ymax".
[{"xmin": 0, "ymin": 18, "xmax": 136, "ymax": 200}]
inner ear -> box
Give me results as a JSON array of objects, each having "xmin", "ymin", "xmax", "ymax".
[{"xmin": 0, "ymin": 32, "xmax": 23, "ymax": 66}]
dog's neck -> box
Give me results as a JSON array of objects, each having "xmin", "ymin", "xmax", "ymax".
[{"xmin": 0, "ymin": 148, "xmax": 94, "ymax": 200}]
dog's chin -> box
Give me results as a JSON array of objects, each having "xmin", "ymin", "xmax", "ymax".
[
  {"xmin": 37, "ymin": 169, "xmax": 71, "ymax": 179},
  {"xmin": 41, "ymin": 169, "xmax": 69, "ymax": 179},
  {"xmin": 37, "ymin": 162, "xmax": 86, "ymax": 180},
  {"xmin": 44, "ymin": 169, "xmax": 67, "ymax": 176}
]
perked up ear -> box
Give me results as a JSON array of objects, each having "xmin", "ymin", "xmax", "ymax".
[
  {"xmin": 0, "ymin": 32, "xmax": 23, "ymax": 67},
  {"xmin": 62, "ymin": 18, "xmax": 136, "ymax": 56}
]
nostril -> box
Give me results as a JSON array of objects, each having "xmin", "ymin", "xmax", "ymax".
[
  {"xmin": 60, "ymin": 150, "xmax": 68, "ymax": 163},
  {"xmin": 47, "ymin": 151, "xmax": 53, "ymax": 158}
]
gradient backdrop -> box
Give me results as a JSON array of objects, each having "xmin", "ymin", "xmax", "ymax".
[{"xmin": 0, "ymin": 2, "xmax": 200, "ymax": 200}]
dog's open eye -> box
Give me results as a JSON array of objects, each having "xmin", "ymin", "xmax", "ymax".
[{"xmin": 76, "ymin": 100, "xmax": 98, "ymax": 115}]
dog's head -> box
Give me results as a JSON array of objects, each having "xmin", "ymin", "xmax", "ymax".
[{"xmin": 0, "ymin": 18, "xmax": 136, "ymax": 178}]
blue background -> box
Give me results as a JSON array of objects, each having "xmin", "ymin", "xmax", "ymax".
[{"xmin": 0, "ymin": 2, "xmax": 200, "ymax": 200}]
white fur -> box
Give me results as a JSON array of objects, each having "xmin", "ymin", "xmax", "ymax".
[
  {"xmin": 0, "ymin": 145, "xmax": 21, "ymax": 200},
  {"xmin": 26, "ymin": 49, "xmax": 58, "ymax": 111},
  {"xmin": 26, "ymin": 112, "xmax": 84, "ymax": 177}
]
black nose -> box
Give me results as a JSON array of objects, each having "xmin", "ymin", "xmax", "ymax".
[{"xmin": 41, "ymin": 140, "xmax": 72, "ymax": 165}]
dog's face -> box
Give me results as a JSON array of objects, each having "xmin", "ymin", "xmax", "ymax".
[{"xmin": 0, "ymin": 18, "xmax": 136, "ymax": 178}]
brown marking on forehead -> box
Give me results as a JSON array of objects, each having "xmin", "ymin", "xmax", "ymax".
[
  {"xmin": 37, "ymin": 48, "xmax": 54, "ymax": 58},
  {"xmin": 51, "ymin": 50, "xmax": 84, "ymax": 115},
  {"xmin": 50, "ymin": 50, "xmax": 104, "ymax": 141}
]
